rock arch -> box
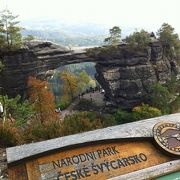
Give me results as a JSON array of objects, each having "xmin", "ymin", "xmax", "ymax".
[{"xmin": 0, "ymin": 41, "xmax": 179, "ymax": 109}]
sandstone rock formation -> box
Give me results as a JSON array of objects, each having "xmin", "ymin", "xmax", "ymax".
[
  {"xmin": 0, "ymin": 41, "xmax": 93, "ymax": 97},
  {"xmin": 93, "ymin": 42, "xmax": 179, "ymax": 110},
  {"xmin": 0, "ymin": 41, "xmax": 179, "ymax": 110}
]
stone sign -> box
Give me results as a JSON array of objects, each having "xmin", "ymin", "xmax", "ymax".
[{"xmin": 7, "ymin": 113, "xmax": 180, "ymax": 180}]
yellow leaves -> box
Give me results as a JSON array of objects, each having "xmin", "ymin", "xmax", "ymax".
[
  {"xmin": 79, "ymin": 71, "xmax": 90, "ymax": 84},
  {"xmin": 61, "ymin": 71, "xmax": 78, "ymax": 100},
  {"xmin": 132, "ymin": 103, "xmax": 162, "ymax": 119},
  {"xmin": 60, "ymin": 94, "xmax": 71, "ymax": 107},
  {"xmin": 133, "ymin": 103, "xmax": 161, "ymax": 114},
  {"xmin": 88, "ymin": 79, "xmax": 96, "ymax": 88},
  {"xmin": 133, "ymin": 106, "xmax": 141, "ymax": 113}
]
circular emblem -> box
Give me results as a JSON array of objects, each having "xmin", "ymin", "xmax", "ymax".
[{"xmin": 153, "ymin": 122, "xmax": 180, "ymax": 155}]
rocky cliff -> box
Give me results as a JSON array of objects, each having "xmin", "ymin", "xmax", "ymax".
[
  {"xmin": 0, "ymin": 41, "xmax": 93, "ymax": 97},
  {"xmin": 0, "ymin": 41, "xmax": 179, "ymax": 110},
  {"xmin": 93, "ymin": 42, "xmax": 179, "ymax": 110}
]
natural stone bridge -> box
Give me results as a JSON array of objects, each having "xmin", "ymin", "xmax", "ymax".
[
  {"xmin": 0, "ymin": 41, "xmax": 179, "ymax": 109},
  {"xmin": 0, "ymin": 41, "xmax": 95, "ymax": 97}
]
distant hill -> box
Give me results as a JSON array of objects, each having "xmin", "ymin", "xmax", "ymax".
[
  {"xmin": 21, "ymin": 29, "xmax": 106, "ymax": 46},
  {"xmin": 21, "ymin": 19, "xmax": 136, "ymax": 46},
  {"xmin": 21, "ymin": 19, "xmax": 108, "ymax": 46}
]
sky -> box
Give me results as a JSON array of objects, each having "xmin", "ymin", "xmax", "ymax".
[{"xmin": 1, "ymin": 0, "xmax": 180, "ymax": 32}]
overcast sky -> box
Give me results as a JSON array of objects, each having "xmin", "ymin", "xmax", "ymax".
[{"xmin": 1, "ymin": 0, "xmax": 180, "ymax": 32}]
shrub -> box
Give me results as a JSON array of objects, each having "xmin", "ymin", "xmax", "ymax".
[
  {"xmin": 100, "ymin": 114, "xmax": 117, "ymax": 127},
  {"xmin": 114, "ymin": 108, "xmax": 134, "ymax": 124},
  {"xmin": 59, "ymin": 95, "xmax": 71, "ymax": 110},
  {"xmin": 56, "ymin": 102, "xmax": 69, "ymax": 110},
  {"xmin": 62, "ymin": 112, "xmax": 103, "ymax": 136},
  {"xmin": 22, "ymin": 120, "xmax": 63, "ymax": 143},
  {"xmin": 114, "ymin": 104, "xmax": 162, "ymax": 124},
  {"xmin": 0, "ymin": 95, "xmax": 35, "ymax": 127},
  {"xmin": 170, "ymin": 96, "xmax": 180, "ymax": 113},
  {"xmin": 132, "ymin": 103, "xmax": 162, "ymax": 120},
  {"xmin": 150, "ymin": 83, "xmax": 171, "ymax": 114},
  {"xmin": 0, "ymin": 123, "xmax": 22, "ymax": 147},
  {"xmin": 150, "ymin": 78, "xmax": 180, "ymax": 114},
  {"xmin": 23, "ymin": 111, "xmax": 113, "ymax": 143}
]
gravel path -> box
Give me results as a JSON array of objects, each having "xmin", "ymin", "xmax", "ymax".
[
  {"xmin": 82, "ymin": 91, "xmax": 105, "ymax": 106},
  {"xmin": 60, "ymin": 91, "xmax": 105, "ymax": 119}
]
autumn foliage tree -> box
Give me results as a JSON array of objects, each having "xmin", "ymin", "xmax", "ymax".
[
  {"xmin": 60, "ymin": 71, "xmax": 78, "ymax": 101},
  {"xmin": 59, "ymin": 70, "xmax": 96, "ymax": 109},
  {"xmin": 77, "ymin": 71, "xmax": 90, "ymax": 93},
  {"xmin": 28, "ymin": 76, "xmax": 58, "ymax": 123}
]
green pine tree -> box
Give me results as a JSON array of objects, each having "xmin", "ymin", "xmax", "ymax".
[
  {"xmin": 104, "ymin": 26, "xmax": 121, "ymax": 45},
  {"xmin": 0, "ymin": 10, "xmax": 23, "ymax": 49}
]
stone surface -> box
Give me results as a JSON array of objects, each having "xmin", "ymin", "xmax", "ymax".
[
  {"xmin": 24, "ymin": 40, "xmax": 70, "ymax": 53},
  {"xmin": 95, "ymin": 43, "xmax": 179, "ymax": 109},
  {"xmin": 6, "ymin": 112, "xmax": 180, "ymax": 164},
  {"xmin": 0, "ymin": 41, "xmax": 179, "ymax": 109},
  {"xmin": 0, "ymin": 41, "xmax": 94, "ymax": 98}
]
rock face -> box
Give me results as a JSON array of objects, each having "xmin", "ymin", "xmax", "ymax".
[
  {"xmin": 0, "ymin": 41, "xmax": 93, "ymax": 97},
  {"xmin": 94, "ymin": 42, "xmax": 179, "ymax": 110},
  {"xmin": 0, "ymin": 41, "xmax": 179, "ymax": 109}
]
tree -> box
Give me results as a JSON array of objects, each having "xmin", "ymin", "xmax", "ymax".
[
  {"xmin": 77, "ymin": 71, "xmax": 90, "ymax": 93},
  {"xmin": 60, "ymin": 71, "xmax": 78, "ymax": 101},
  {"xmin": 157, "ymin": 23, "xmax": 179, "ymax": 47},
  {"xmin": 0, "ymin": 95, "xmax": 34, "ymax": 126},
  {"xmin": 166, "ymin": 76, "xmax": 180, "ymax": 113},
  {"xmin": 23, "ymin": 35, "xmax": 35, "ymax": 41},
  {"xmin": 104, "ymin": 26, "xmax": 121, "ymax": 45},
  {"xmin": 125, "ymin": 29, "xmax": 151, "ymax": 49},
  {"xmin": 150, "ymin": 76, "xmax": 180, "ymax": 114},
  {"xmin": 157, "ymin": 23, "xmax": 180, "ymax": 56},
  {"xmin": 28, "ymin": 77, "xmax": 58, "ymax": 124},
  {"xmin": 151, "ymin": 83, "xmax": 171, "ymax": 114},
  {"xmin": 88, "ymin": 79, "xmax": 96, "ymax": 89},
  {"xmin": 0, "ymin": 9, "xmax": 22, "ymax": 49},
  {"xmin": 0, "ymin": 19, "xmax": 5, "ymax": 48}
]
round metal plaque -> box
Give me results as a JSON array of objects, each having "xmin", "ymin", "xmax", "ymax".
[{"xmin": 153, "ymin": 122, "xmax": 180, "ymax": 155}]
